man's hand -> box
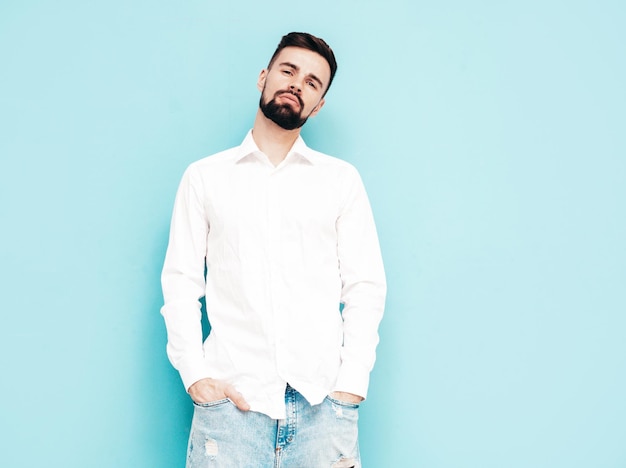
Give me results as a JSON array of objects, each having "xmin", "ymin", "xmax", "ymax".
[
  {"xmin": 188, "ymin": 378, "xmax": 250, "ymax": 411},
  {"xmin": 329, "ymin": 391, "xmax": 363, "ymax": 404}
]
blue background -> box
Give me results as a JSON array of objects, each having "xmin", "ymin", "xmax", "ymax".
[{"xmin": 1, "ymin": 1, "xmax": 625, "ymax": 466}]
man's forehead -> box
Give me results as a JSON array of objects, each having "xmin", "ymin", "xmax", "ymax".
[{"xmin": 271, "ymin": 47, "xmax": 331, "ymax": 77}]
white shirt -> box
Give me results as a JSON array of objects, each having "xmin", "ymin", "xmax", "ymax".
[{"xmin": 161, "ymin": 131, "xmax": 386, "ymax": 419}]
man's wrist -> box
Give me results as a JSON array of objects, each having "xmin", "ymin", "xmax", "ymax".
[{"xmin": 329, "ymin": 391, "xmax": 363, "ymax": 404}]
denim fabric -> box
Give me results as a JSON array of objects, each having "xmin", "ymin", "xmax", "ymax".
[{"xmin": 187, "ymin": 385, "xmax": 360, "ymax": 467}]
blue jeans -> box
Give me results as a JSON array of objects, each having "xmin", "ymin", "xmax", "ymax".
[{"xmin": 187, "ymin": 385, "xmax": 360, "ymax": 467}]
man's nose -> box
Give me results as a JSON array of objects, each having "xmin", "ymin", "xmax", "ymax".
[{"xmin": 289, "ymin": 83, "xmax": 302, "ymax": 94}]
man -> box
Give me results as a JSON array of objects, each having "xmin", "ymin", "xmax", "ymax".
[{"xmin": 161, "ymin": 32, "xmax": 386, "ymax": 467}]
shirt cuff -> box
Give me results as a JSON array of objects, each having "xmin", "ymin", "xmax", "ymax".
[
  {"xmin": 176, "ymin": 355, "xmax": 211, "ymax": 392},
  {"xmin": 332, "ymin": 361, "xmax": 371, "ymax": 400}
]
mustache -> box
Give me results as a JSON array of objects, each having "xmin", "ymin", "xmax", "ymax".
[{"xmin": 274, "ymin": 89, "xmax": 304, "ymax": 109}]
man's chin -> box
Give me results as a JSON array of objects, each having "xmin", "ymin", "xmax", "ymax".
[
  {"xmin": 260, "ymin": 100, "xmax": 307, "ymax": 130},
  {"xmin": 272, "ymin": 118, "xmax": 306, "ymax": 131},
  {"xmin": 278, "ymin": 97, "xmax": 301, "ymax": 112}
]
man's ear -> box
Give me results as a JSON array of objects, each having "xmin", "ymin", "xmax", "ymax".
[
  {"xmin": 309, "ymin": 98, "xmax": 326, "ymax": 118},
  {"xmin": 257, "ymin": 69, "xmax": 267, "ymax": 92}
]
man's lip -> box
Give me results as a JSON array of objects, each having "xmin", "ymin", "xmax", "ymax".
[{"xmin": 279, "ymin": 93, "xmax": 300, "ymax": 107}]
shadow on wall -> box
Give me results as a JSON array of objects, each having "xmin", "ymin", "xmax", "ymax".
[{"xmin": 136, "ymin": 221, "xmax": 195, "ymax": 467}]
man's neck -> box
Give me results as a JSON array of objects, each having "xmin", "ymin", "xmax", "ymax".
[{"xmin": 252, "ymin": 109, "xmax": 301, "ymax": 166}]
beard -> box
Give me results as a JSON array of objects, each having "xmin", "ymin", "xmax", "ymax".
[{"xmin": 259, "ymin": 89, "xmax": 308, "ymax": 130}]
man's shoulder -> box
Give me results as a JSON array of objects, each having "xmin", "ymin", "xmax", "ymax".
[{"xmin": 304, "ymin": 147, "xmax": 358, "ymax": 173}]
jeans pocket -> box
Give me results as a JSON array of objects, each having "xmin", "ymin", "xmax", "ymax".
[
  {"xmin": 326, "ymin": 395, "xmax": 360, "ymax": 409},
  {"xmin": 192, "ymin": 397, "xmax": 231, "ymax": 408}
]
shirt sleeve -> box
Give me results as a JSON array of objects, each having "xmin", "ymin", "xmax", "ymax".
[
  {"xmin": 333, "ymin": 166, "xmax": 387, "ymax": 399},
  {"xmin": 160, "ymin": 165, "xmax": 211, "ymax": 391}
]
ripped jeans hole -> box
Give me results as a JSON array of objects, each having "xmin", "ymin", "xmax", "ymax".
[
  {"xmin": 204, "ymin": 438, "xmax": 218, "ymax": 456},
  {"xmin": 332, "ymin": 456, "xmax": 357, "ymax": 468}
]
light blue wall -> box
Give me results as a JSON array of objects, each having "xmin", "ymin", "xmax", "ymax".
[{"xmin": 1, "ymin": 1, "xmax": 625, "ymax": 466}]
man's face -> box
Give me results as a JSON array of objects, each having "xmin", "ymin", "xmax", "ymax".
[{"xmin": 257, "ymin": 47, "xmax": 331, "ymax": 130}]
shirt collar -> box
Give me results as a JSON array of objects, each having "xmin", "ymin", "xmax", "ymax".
[{"xmin": 235, "ymin": 130, "xmax": 317, "ymax": 165}]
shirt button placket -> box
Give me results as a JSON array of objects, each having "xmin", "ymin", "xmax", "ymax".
[{"xmin": 266, "ymin": 169, "xmax": 284, "ymax": 370}]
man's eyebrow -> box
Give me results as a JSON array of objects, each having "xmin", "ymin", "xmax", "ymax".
[{"xmin": 278, "ymin": 61, "xmax": 325, "ymax": 89}]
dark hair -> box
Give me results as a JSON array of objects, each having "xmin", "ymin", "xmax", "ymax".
[{"xmin": 267, "ymin": 32, "xmax": 338, "ymax": 94}]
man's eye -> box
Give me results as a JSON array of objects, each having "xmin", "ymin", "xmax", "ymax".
[
  {"xmin": 307, "ymin": 81, "xmax": 317, "ymax": 89},
  {"xmin": 283, "ymin": 70, "xmax": 293, "ymax": 75}
]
